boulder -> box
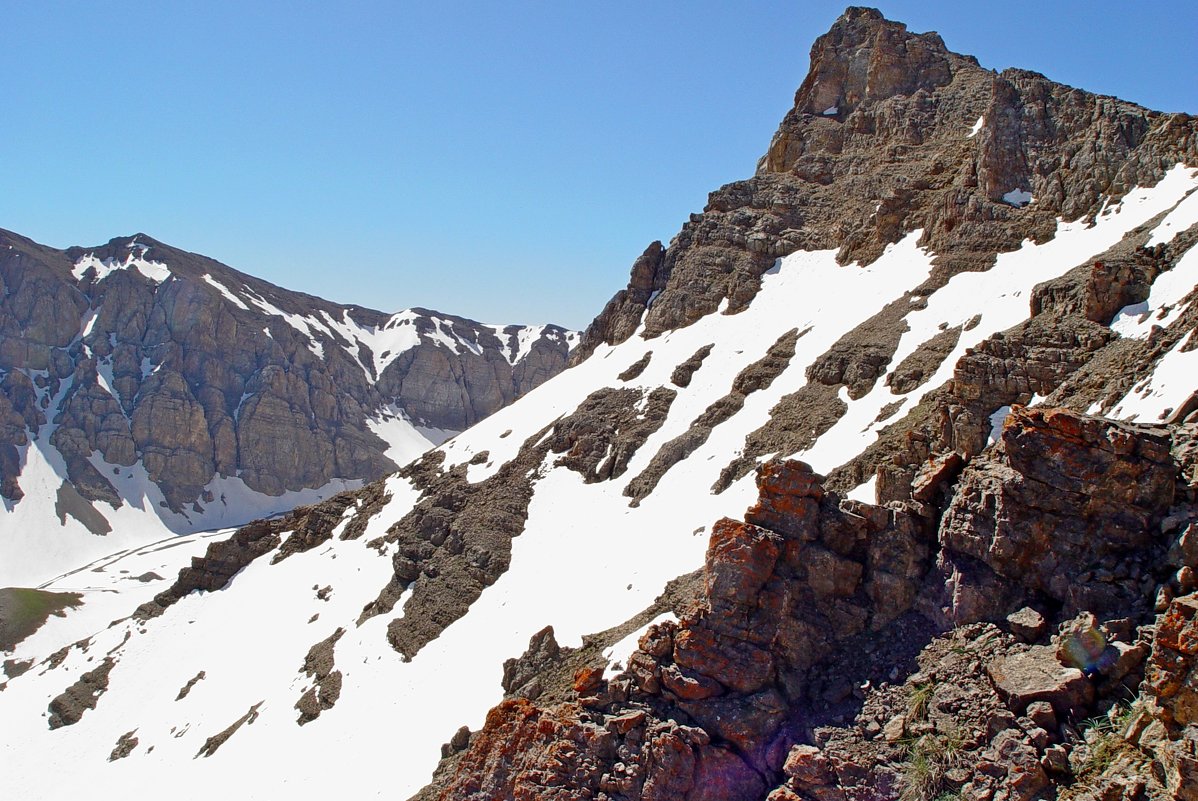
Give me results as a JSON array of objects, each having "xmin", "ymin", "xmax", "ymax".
[{"xmin": 987, "ymin": 645, "xmax": 1093, "ymax": 718}]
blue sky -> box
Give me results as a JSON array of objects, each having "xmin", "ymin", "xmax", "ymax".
[{"xmin": 3, "ymin": 2, "xmax": 1195, "ymax": 330}]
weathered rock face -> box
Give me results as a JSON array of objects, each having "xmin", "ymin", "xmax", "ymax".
[
  {"xmin": 434, "ymin": 460, "xmax": 933, "ymax": 800},
  {"xmin": 431, "ymin": 401, "xmax": 1197, "ymax": 800},
  {"xmin": 575, "ymin": 7, "xmax": 1198, "ymax": 362},
  {"xmin": 0, "ymin": 228, "xmax": 576, "ymax": 554},
  {"xmin": 936, "ymin": 407, "xmax": 1176, "ymax": 621},
  {"xmin": 7, "ymin": 7, "xmax": 1198, "ymax": 799}
]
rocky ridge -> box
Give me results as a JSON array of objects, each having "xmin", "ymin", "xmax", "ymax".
[
  {"xmin": 428, "ymin": 407, "xmax": 1198, "ymax": 801},
  {"xmin": 0, "ymin": 229, "xmax": 576, "ymax": 584},
  {"xmin": 576, "ymin": 7, "xmax": 1197, "ymax": 363},
  {"xmin": 410, "ymin": 7, "xmax": 1198, "ymax": 800},
  {"xmin": 1, "ymin": 8, "xmax": 1198, "ymax": 801}
]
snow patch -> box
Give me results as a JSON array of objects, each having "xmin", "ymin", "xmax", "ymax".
[
  {"xmin": 202, "ymin": 275, "xmax": 250, "ymax": 310},
  {"xmin": 602, "ymin": 613, "xmax": 677, "ymax": 680},
  {"xmin": 1147, "ymin": 178, "xmax": 1198, "ymax": 247},
  {"xmin": 1002, "ymin": 188, "xmax": 1034, "ymax": 207},
  {"xmin": 846, "ymin": 475, "xmax": 877, "ymax": 504},
  {"xmin": 1110, "ymin": 238, "xmax": 1198, "ymax": 338},
  {"xmin": 72, "ymin": 252, "xmax": 171, "ymax": 284},
  {"xmin": 364, "ymin": 406, "xmax": 455, "ymax": 467},
  {"xmin": 1108, "ymin": 331, "xmax": 1198, "ymax": 422}
]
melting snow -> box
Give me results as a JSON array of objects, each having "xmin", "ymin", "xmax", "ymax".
[
  {"xmin": 365, "ymin": 406, "xmax": 457, "ymax": 467},
  {"xmin": 1110, "ymin": 187, "xmax": 1198, "ymax": 339},
  {"xmin": 1002, "ymin": 188, "xmax": 1034, "ymax": 207},
  {"xmin": 1107, "ymin": 331, "xmax": 1198, "ymax": 422},
  {"xmin": 202, "ymin": 274, "xmax": 250, "ymax": 310},
  {"xmin": 483, "ymin": 323, "xmax": 575, "ymax": 366},
  {"xmin": 72, "ymin": 252, "xmax": 171, "ymax": 284},
  {"xmin": 1147, "ymin": 181, "xmax": 1198, "ymax": 247}
]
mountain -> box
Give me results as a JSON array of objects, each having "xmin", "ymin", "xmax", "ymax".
[
  {"xmin": 0, "ymin": 230, "xmax": 576, "ymax": 585},
  {"xmin": 3, "ymin": 7, "xmax": 1198, "ymax": 800}
]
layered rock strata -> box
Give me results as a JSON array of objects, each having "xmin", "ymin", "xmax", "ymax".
[{"xmin": 429, "ymin": 404, "xmax": 1198, "ymax": 800}]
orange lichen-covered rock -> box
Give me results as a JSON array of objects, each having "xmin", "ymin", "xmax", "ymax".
[
  {"xmin": 1146, "ymin": 593, "xmax": 1198, "ymax": 727},
  {"xmin": 437, "ymin": 698, "xmax": 613, "ymax": 801}
]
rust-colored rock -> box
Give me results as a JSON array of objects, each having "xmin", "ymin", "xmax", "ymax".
[
  {"xmin": 939, "ymin": 406, "xmax": 1176, "ymax": 619},
  {"xmin": 1146, "ymin": 593, "xmax": 1198, "ymax": 728},
  {"xmin": 986, "ymin": 645, "xmax": 1094, "ymax": 719}
]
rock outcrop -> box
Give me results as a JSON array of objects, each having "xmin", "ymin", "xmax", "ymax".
[
  {"xmin": 575, "ymin": 7, "xmax": 1198, "ymax": 362},
  {"xmin": 0, "ymin": 229, "xmax": 576, "ymax": 582},
  {"xmin": 429, "ymin": 401, "xmax": 1198, "ymax": 800}
]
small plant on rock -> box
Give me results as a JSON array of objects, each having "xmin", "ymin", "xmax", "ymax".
[
  {"xmin": 1074, "ymin": 700, "xmax": 1142, "ymax": 779},
  {"xmin": 899, "ymin": 728, "xmax": 967, "ymax": 801},
  {"xmin": 907, "ymin": 681, "xmax": 935, "ymax": 720}
]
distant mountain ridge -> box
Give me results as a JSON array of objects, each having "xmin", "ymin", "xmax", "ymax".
[
  {"xmin": 0, "ymin": 228, "xmax": 576, "ymax": 584},
  {"xmin": 3, "ymin": 8, "xmax": 1198, "ymax": 801}
]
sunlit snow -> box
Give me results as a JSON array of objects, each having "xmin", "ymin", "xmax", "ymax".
[
  {"xmin": 1002, "ymin": 188, "xmax": 1034, "ymax": 207},
  {"xmin": 3, "ymin": 163, "xmax": 1197, "ymax": 801}
]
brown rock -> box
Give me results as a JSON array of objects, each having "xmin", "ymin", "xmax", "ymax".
[
  {"xmin": 987, "ymin": 645, "xmax": 1094, "ymax": 718},
  {"xmin": 572, "ymin": 665, "xmax": 604, "ymax": 696},
  {"xmin": 1145, "ymin": 593, "xmax": 1198, "ymax": 727},
  {"xmin": 1160, "ymin": 734, "xmax": 1198, "ymax": 801},
  {"xmin": 502, "ymin": 626, "xmax": 561, "ymax": 699},
  {"xmin": 434, "ymin": 698, "xmax": 613, "ymax": 800},
  {"xmin": 661, "ymin": 664, "xmax": 723, "ymax": 701},
  {"xmin": 783, "ymin": 744, "xmax": 846, "ymax": 801},
  {"xmin": 989, "ymin": 729, "xmax": 1049, "ymax": 801},
  {"xmin": 1025, "ymin": 701, "xmax": 1056, "ymax": 731},
  {"xmin": 911, "ymin": 452, "xmax": 966, "ymax": 503},
  {"xmin": 1007, "ymin": 607, "xmax": 1047, "ymax": 643},
  {"xmin": 939, "ymin": 407, "xmax": 1176, "ymax": 618}
]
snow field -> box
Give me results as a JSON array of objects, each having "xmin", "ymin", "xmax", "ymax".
[{"xmin": 3, "ymin": 165, "xmax": 1197, "ymax": 799}]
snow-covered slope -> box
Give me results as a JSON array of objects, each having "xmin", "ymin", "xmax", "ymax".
[
  {"xmin": 3, "ymin": 164, "xmax": 1197, "ymax": 799},
  {"xmin": 5, "ymin": 9, "xmax": 1198, "ymax": 799},
  {"xmin": 0, "ymin": 231, "xmax": 576, "ymax": 587}
]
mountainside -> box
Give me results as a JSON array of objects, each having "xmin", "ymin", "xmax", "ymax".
[
  {"xmin": 0, "ymin": 229, "xmax": 576, "ymax": 585},
  {"xmin": 4, "ymin": 8, "xmax": 1198, "ymax": 801}
]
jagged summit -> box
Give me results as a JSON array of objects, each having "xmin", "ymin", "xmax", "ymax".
[
  {"xmin": 3, "ymin": 8, "xmax": 1198, "ymax": 801},
  {"xmin": 793, "ymin": 6, "xmax": 960, "ymax": 118},
  {"xmin": 576, "ymin": 7, "xmax": 1196, "ymax": 363}
]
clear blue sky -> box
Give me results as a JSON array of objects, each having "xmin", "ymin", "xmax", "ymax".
[{"xmin": 3, "ymin": 2, "xmax": 1195, "ymax": 330}]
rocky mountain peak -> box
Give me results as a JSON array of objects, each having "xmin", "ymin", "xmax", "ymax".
[
  {"xmin": 793, "ymin": 6, "xmax": 957, "ymax": 119},
  {"xmin": 0, "ymin": 228, "xmax": 578, "ymax": 585},
  {"xmin": 575, "ymin": 8, "xmax": 1197, "ymax": 362},
  {"xmin": 4, "ymin": 9, "xmax": 1198, "ymax": 801}
]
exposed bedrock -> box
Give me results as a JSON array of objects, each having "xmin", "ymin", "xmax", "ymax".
[
  {"xmin": 575, "ymin": 8, "xmax": 1198, "ymax": 362},
  {"xmin": 431, "ymin": 401, "xmax": 1197, "ymax": 800},
  {"xmin": 0, "ymin": 228, "xmax": 575, "ymax": 511}
]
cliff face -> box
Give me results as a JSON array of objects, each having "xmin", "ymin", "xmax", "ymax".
[
  {"xmin": 0, "ymin": 229, "xmax": 575, "ymax": 584},
  {"xmin": 576, "ymin": 7, "xmax": 1197, "ymax": 362},
  {"xmin": 421, "ymin": 8, "xmax": 1198, "ymax": 801},
  {"xmin": 2, "ymin": 7, "xmax": 1198, "ymax": 801},
  {"xmin": 432, "ymin": 409, "xmax": 1198, "ymax": 801}
]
